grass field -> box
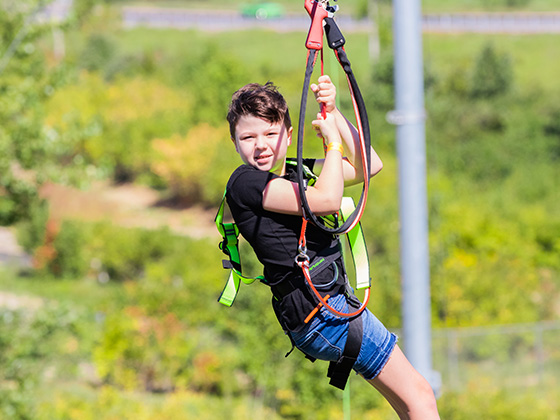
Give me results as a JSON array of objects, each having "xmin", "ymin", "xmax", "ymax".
[
  {"xmin": 423, "ymin": 33, "xmax": 560, "ymax": 92},
  {"xmin": 109, "ymin": 25, "xmax": 560, "ymax": 94}
]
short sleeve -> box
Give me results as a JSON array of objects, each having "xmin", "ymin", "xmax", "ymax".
[{"xmin": 226, "ymin": 165, "xmax": 278, "ymax": 210}]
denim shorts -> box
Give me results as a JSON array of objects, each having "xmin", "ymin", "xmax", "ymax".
[{"xmin": 288, "ymin": 294, "xmax": 397, "ymax": 380}]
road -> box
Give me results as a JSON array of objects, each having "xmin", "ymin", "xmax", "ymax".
[{"xmin": 121, "ymin": 7, "xmax": 560, "ymax": 34}]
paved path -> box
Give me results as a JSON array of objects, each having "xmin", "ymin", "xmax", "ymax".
[
  {"xmin": 0, "ymin": 227, "xmax": 31, "ymax": 268},
  {"xmin": 122, "ymin": 7, "xmax": 560, "ymax": 34},
  {"xmin": 122, "ymin": 8, "xmax": 372, "ymax": 32}
]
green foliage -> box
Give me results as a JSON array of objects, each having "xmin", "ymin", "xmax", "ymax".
[
  {"xmin": 0, "ymin": 2, "xmax": 49, "ymax": 225},
  {"xmin": 78, "ymin": 34, "xmax": 116, "ymax": 72},
  {"xmin": 469, "ymin": 43, "xmax": 513, "ymax": 99},
  {"xmin": 0, "ymin": 302, "xmax": 91, "ymax": 420},
  {"xmin": 77, "ymin": 32, "xmax": 158, "ymax": 80},
  {"xmin": 37, "ymin": 385, "xmax": 284, "ymax": 420},
  {"xmin": 15, "ymin": 198, "xmax": 49, "ymax": 252},
  {"xmin": 365, "ymin": 51, "xmax": 437, "ymax": 113},
  {"xmin": 367, "ymin": 52, "xmax": 395, "ymax": 111},
  {"xmin": 151, "ymin": 123, "xmax": 238, "ymax": 205},
  {"xmin": 439, "ymin": 387, "xmax": 560, "ymax": 420},
  {"xmin": 45, "ymin": 72, "xmax": 191, "ymax": 185},
  {"xmin": 175, "ymin": 43, "xmax": 249, "ymax": 126},
  {"xmin": 0, "ymin": 1, "xmax": 103, "ymax": 226},
  {"xmin": 50, "ymin": 220, "xmax": 89, "ymax": 278}
]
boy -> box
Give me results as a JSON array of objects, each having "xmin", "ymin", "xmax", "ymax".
[{"xmin": 225, "ymin": 75, "xmax": 440, "ymax": 419}]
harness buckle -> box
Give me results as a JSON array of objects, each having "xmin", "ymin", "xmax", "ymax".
[
  {"xmin": 295, "ymin": 244, "xmax": 310, "ymax": 267},
  {"xmin": 304, "ymin": 0, "xmax": 330, "ymax": 50}
]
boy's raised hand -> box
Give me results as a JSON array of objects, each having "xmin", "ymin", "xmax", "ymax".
[
  {"xmin": 311, "ymin": 75, "xmax": 337, "ymax": 114},
  {"xmin": 312, "ymin": 112, "xmax": 341, "ymax": 145}
]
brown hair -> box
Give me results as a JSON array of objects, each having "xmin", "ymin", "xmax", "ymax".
[{"xmin": 227, "ymin": 82, "xmax": 291, "ymax": 139}]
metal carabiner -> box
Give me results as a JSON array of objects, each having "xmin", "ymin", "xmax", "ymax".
[{"xmin": 295, "ymin": 243, "xmax": 310, "ymax": 267}]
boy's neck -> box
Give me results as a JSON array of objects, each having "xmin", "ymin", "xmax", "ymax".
[{"xmin": 271, "ymin": 159, "xmax": 287, "ymax": 177}]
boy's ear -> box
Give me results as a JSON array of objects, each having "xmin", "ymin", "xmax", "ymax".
[
  {"xmin": 231, "ymin": 136, "xmax": 239, "ymax": 153},
  {"xmin": 287, "ymin": 127, "xmax": 293, "ymax": 146}
]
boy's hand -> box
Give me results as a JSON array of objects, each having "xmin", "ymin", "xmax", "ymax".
[
  {"xmin": 312, "ymin": 112, "xmax": 341, "ymax": 145},
  {"xmin": 311, "ymin": 75, "xmax": 336, "ymax": 114}
]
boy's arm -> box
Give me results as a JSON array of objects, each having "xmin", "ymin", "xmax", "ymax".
[
  {"xmin": 311, "ymin": 75, "xmax": 383, "ymax": 186},
  {"xmin": 262, "ymin": 112, "xmax": 345, "ymax": 216}
]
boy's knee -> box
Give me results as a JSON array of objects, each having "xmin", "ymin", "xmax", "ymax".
[{"xmin": 411, "ymin": 379, "xmax": 439, "ymax": 416}]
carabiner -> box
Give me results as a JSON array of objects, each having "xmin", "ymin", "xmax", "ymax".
[
  {"xmin": 295, "ymin": 251, "xmax": 310, "ymax": 268},
  {"xmin": 295, "ymin": 242, "xmax": 310, "ymax": 267}
]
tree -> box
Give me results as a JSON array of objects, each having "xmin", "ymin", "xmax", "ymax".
[
  {"xmin": 0, "ymin": 1, "xmax": 94, "ymax": 226},
  {"xmin": 0, "ymin": 1, "xmax": 55, "ymax": 226},
  {"xmin": 469, "ymin": 43, "xmax": 513, "ymax": 99}
]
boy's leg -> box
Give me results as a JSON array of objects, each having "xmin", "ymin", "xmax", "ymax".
[{"xmin": 365, "ymin": 345, "xmax": 440, "ymax": 420}]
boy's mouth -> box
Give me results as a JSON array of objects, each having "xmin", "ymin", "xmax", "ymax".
[{"xmin": 255, "ymin": 153, "xmax": 273, "ymax": 162}]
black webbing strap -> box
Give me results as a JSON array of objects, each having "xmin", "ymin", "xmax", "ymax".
[
  {"xmin": 296, "ymin": 18, "xmax": 371, "ymax": 235},
  {"xmin": 327, "ymin": 311, "xmax": 363, "ymax": 390}
]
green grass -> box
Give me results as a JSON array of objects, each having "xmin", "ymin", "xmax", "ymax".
[
  {"xmin": 112, "ymin": 26, "xmax": 560, "ymax": 95},
  {"xmin": 0, "ymin": 267, "xmax": 126, "ymax": 311},
  {"xmin": 424, "ymin": 33, "xmax": 560, "ymax": 92}
]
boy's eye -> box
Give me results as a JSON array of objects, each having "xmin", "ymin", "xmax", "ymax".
[{"xmin": 267, "ymin": 132, "xmax": 279, "ymax": 137}]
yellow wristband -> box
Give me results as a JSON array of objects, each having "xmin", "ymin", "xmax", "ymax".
[{"xmin": 326, "ymin": 142, "xmax": 344, "ymax": 155}]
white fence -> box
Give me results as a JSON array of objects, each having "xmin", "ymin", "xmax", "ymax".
[{"xmin": 430, "ymin": 321, "xmax": 560, "ymax": 392}]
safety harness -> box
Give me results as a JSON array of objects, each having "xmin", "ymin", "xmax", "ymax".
[
  {"xmin": 216, "ymin": 162, "xmax": 371, "ymax": 390},
  {"xmin": 216, "ymin": 0, "xmax": 373, "ymax": 390}
]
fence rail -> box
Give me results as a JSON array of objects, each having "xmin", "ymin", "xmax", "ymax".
[{"xmin": 429, "ymin": 320, "xmax": 560, "ymax": 391}]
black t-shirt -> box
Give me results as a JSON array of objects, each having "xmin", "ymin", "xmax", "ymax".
[{"xmin": 226, "ymin": 159, "xmax": 335, "ymax": 286}]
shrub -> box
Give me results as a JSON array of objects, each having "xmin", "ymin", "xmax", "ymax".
[
  {"xmin": 78, "ymin": 34, "xmax": 116, "ymax": 73},
  {"xmin": 0, "ymin": 303, "xmax": 90, "ymax": 420},
  {"xmin": 151, "ymin": 123, "xmax": 236, "ymax": 206},
  {"xmin": 175, "ymin": 43, "xmax": 249, "ymax": 126},
  {"xmin": 469, "ymin": 43, "xmax": 513, "ymax": 99},
  {"xmin": 49, "ymin": 220, "xmax": 89, "ymax": 278}
]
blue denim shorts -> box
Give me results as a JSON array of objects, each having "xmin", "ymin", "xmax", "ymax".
[{"xmin": 288, "ymin": 294, "xmax": 397, "ymax": 380}]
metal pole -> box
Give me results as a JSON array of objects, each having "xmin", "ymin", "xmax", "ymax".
[{"xmin": 388, "ymin": 0, "xmax": 441, "ymax": 395}]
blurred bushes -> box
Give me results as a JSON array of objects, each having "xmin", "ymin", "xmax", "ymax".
[
  {"xmin": 439, "ymin": 387, "xmax": 560, "ymax": 420},
  {"xmin": 469, "ymin": 43, "xmax": 513, "ymax": 99},
  {"xmin": 0, "ymin": 302, "xmax": 92, "ymax": 419},
  {"xmin": 151, "ymin": 124, "xmax": 236, "ymax": 205}
]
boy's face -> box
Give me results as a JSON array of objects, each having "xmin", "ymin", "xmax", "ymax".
[{"xmin": 233, "ymin": 115, "xmax": 292, "ymax": 175}]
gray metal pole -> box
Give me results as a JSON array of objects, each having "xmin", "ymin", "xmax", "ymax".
[{"xmin": 388, "ymin": 0, "xmax": 441, "ymax": 394}]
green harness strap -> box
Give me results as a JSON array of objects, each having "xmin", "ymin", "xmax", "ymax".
[
  {"xmin": 340, "ymin": 197, "xmax": 371, "ymax": 290},
  {"xmin": 215, "ymin": 192, "xmax": 265, "ymax": 307}
]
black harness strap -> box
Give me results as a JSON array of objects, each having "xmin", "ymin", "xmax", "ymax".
[
  {"xmin": 297, "ymin": 17, "xmax": 371, "ymax": 236},
  {"xmin": 328, "ymin": 313, "xmax": 363, "ymax": 390}
]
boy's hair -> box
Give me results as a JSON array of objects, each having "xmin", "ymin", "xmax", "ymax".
[{"xmin": 227, "ymin": 82, "xmax": 292, "ymax": 139}]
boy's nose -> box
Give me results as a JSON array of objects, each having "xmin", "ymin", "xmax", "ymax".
[{"xmin": 255, "ymin": 136, "xmax": 267, "ymax": 148}]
